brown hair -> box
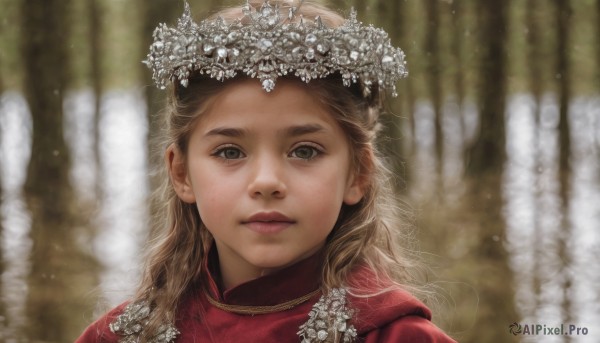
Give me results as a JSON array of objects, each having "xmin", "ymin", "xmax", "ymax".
[{"xmin": 133, "ymin": 1, "xmax": 422, "ymax": 341}]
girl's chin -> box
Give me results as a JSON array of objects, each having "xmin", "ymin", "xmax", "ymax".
[
  {"xmin": 247, "ymin": 256, "xmax": 298, "ymax": 272},
  {"xmin": 245, "ymin": 251, "xmax": 308, "ymax": 273}
]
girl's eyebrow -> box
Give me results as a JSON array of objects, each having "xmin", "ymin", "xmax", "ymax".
[
  {"xmin": 285, "ymin": 123, "xmax": 326, "ymax": 136},
  {"xmin": 204, "ymin": 124, "xmax": 326, "ymax": 138},
  {"xmin": 204, "ymin": 127, "xmax": 246, "ymax": 138}
]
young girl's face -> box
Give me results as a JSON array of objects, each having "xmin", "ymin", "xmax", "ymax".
[{"xmin": 171, "ymin": 79, "xmax": 364, "ymax": 288}]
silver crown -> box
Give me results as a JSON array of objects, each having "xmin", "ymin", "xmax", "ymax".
[{"xmin": 143, "ymin": 1, "xmax": 408, "ymax": 97}]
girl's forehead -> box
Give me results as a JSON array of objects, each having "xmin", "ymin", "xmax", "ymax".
[
  {"xmin": 197, "ymin": 78, "xmax": 339, "ymax": 130},
  {"xmin": 186, "ymin": 78, "xmax": 354, "ymax": 159}
]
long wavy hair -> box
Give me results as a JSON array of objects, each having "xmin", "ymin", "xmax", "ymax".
[{"xmin": 133, "ymin": 1, "xmax": 423, "ymax": 341}]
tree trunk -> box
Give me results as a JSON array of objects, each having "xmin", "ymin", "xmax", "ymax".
[
  {"xmin": 141, "ymin": 0, "xmax": 180, "ymax": 162},
  {"xmin": 597, "ymin": 0, "xmax": 600, "ymax": 91},
  {"xmin": 20, "ymin": 0, "xmax": 93, "ymax": 340},
  {"xmin": 450, "ymin": 0, "xmax": 465, "ymax": 136},
  {"xmin": 140, "ymin": 0, "xmax": 181, "ymax": 235},
  {"xmin": 0, "ymin": 52, "xmax": 5, "ymax": 338},
  {"xmin": 555, "ymin": 0, "xmax": 573, "ymax": 336},
  {"xmin": 397, "ymin": 0, "xmax": 417, "ymax": 190},
  {"xmin": 596, "ymin": 0, "xmax": 600, "ymax": 163},
  {"xmin": 141, "ymin": 0, "xmax": 175, "ymax": 175},
  {"xmin": 526, "ymin": 0, "xmax": 543, "ymax": 106},
  {"xmin": 526, "ymin": 0, "xmax": 544, "ymax": 318},
  {"xmin": 463, "ymin": 0, "xmax": 518, "ymax": 341},
  {"xmin": 374, "ymin": 0, "xmax": 406, "ymax": 190},
  {"xmin": 556, "ymin": 0, "xmax": 571, "ymax": 181},
  {"xmin": 465, "ymin": 2, "xmax": 508, "ymax": 175},
  {"xmin": 424, "ymin": 0, "xmax": 443, "ymax": 191},
  {"xmin": 88, "ymin": 0, "xmax": 103, "ymax": 200}
]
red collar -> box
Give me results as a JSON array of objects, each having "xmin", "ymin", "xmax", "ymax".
[{"xmin": 203, "ymin": 246, "xmax": 321, "ymax": 307}]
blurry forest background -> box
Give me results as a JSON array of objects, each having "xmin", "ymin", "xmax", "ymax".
[{"xmin": 1, "ymin": 0, "xmax": 599, "ymax": 342}]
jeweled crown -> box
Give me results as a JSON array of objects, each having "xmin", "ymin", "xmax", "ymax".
[{"xmin": 143, "ymin": 1, "xmax": 408, "ymax": 97}]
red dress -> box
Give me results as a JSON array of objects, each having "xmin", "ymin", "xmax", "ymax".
[{"xmin": 76, "ymin": 251, "xmax": 456, "ymax": 342}]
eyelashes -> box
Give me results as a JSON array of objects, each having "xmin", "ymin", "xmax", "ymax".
[
  {"xmin": 212, "ymin": 145, "xmax": 246, "ymax": 160},
  {"xmin": 288, "ymin": 143, "xmax": 322, "ymax": 160},
  {"xmin": 211, "ymin": 143, "xmax": 324, "ymax": 162}
]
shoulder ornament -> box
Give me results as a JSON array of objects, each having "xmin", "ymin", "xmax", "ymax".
[
  {"xmin": 297, "ymin": 288, "xmax": 357, "ymax": 343},
  {"xmin": 109, "ymin": 301, "xmax": 180, "ymax": 343}
]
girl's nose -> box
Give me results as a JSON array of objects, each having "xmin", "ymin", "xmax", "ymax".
[{"xmin": 247, "ymin": 155, "xmax": 287, "ymax": 199}]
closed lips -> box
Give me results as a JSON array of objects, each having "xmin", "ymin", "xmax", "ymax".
[{"xmin": 243, "ymin": 212, "xmax": 295, "ymax": 224}]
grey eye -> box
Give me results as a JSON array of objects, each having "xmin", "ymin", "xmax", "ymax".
[
  {"xmin": 291, "ymin": 146, "xmax": 319, "ymax": 160},
  {"xmin": 217, "ymin": 147, "xmax": 244, "ymax": 159}
]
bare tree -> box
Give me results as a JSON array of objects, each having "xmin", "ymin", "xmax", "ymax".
[
  {"xmin": 465, "ymin": 1, "xmax": 507, "ymax": 175},
  {"xmin": 139, "ymin": 0, "xmax": 182, "ymax": 238},
  {"xmin": 597, "ymin": 0, "xmax": 600, "ymax": 163},
  {"xmin": 0, "ymin": 46, "xmax": 5, "ymax": 339},
  {"xmin": 140, "ymin": 0, "xmax": 176, "ymax": 172},
  {"xmin": 554, "ymin": 0, "xmax": 574, "ymax": 338},
  {"xmin": 88, "ymin": 0, "xmax": 103, "ymax": 199},
  {"xmin": 424, "ymin": 0, "xmax": 443, "ymax": 189},
  {"xmin": 598, "ymin": 0, "xmax": 600, "ymax": 91},
  {"xmin": 21, "ymin": 0, "xmax": 96, "ymax": 340},
  {"xmin": 525, "ymin": 0, "xmax": 545, "ymax": 319},
  {"xmin": 463, "ymin": 0, "xmax": 518, "ymax": 341},
  {"xmin": 526, "ymin": 0, "xmax": 544, "ymax": 108},
  {"xmin": 372, "ymin": 0, "xmax": 407, "ymax": 190},
  {"xmin": 21, "ymin": 0, "xmax": 72, "ymax": 339},
  {"xmin": 398, "ymin": 1, "xmax": 417, "ymax": 186},
  {"xmin": 449, "ymin": 0, "xmax": 465, "ymax": 135}
]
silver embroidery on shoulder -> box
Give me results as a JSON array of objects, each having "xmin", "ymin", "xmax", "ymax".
[
  {"xmin": 297, "ymin": 288, "xmax": 357, "ymax": 343},
  {"xmin": 109, "ymin": 301, "xmax": 180, "ymax": 343}
]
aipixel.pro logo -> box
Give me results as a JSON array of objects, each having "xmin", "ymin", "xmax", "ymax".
[{"xmin": 509, "ymin": 322, "xmax": 589, "ymax": 336}]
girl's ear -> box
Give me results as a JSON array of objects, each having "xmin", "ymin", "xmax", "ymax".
[
  {"xmin": 165, "ymin": 143, "xmax": 196, "ymax": 203},
  {"xmin": 343, "ymin": 148, "xmax": 373, "ymax": 205},
  {"xmin": 343, "ymin": 175, "xmax": 364, "ymax": 205}
]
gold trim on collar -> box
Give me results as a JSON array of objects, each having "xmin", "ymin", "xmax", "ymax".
[{"xmin": 205, "ymin": 289, "xmax": 321, "ymax": 315}]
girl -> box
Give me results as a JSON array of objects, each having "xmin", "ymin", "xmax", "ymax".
[{"xmin": 77, "ymin": 1, "xmax": 456, "ymax": 342}]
